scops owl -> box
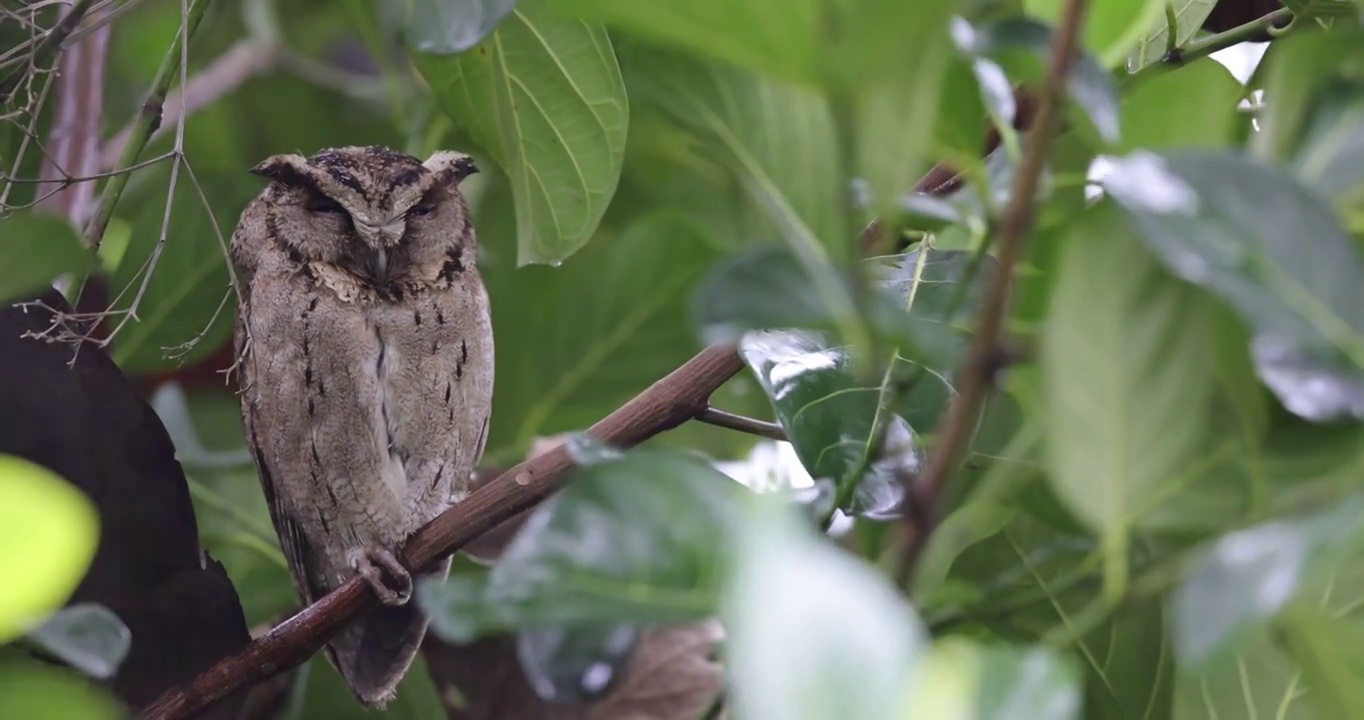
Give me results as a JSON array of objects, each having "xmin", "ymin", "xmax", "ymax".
[{"xmin": 230, "ymin": 146, "xmax": 493, "ymax": 708}]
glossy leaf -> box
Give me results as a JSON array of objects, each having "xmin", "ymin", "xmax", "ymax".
[
  {"xmin": 1115, "ymin": 57, "xmax": 1244, "ymax": 151},
  {"xmin": 416, "ymin": 443, "xmax": 743, "ymax": 641},
  {"xmin": 25, "ymin": 603, "xmax": 130, "ymax": 680},
  {"xmin": 481, "ymin": 209, "xmax": 723, "ymax": 456},
  {"xmin": 1126, "ymin": 0, "xmax": 1218, "ymax": 71},
  {"xmin": 413, "ymin": 5, "xmax": 628, "ymax": 265},
  {"xmin": 381, "ymin": 0, "xmax": 517, "ymax": 53},
  {"xmin": 903, "ymin": 639, "xmax": 1082, "ymax": 720},
  {"xmin": 1025, "ymin": 0, "xmax": 1164, "ymax": 68},
  {"xmin": 952, "ymin": 16, "xmax": 1120, "ymax": 143},
  {"xmin": 1101, "ymin": 150, "xmax": 1364, "ymax": 422},
  {"xmin": 723, "ymin": 495, "xmax": 924, "ymax": 720},
  {"xmin": 0, "ymin": 455, "xmax": 98, "ymax": 642},
  {"xmin": 1042, "ymin": 201, "xmax": 1215, "ymax": 537},
  {"xmin": 109, "ymin": 169, "xmax": 257, "ymax": 372},
  {"xmin": 0, "ymin": 213, "xmax": 89, "ymax": 305},
  {"xmin": 1173, "ymin": 496, "xmax": 1364, "ymax": 666}
]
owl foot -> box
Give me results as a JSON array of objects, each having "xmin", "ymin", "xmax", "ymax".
[{"xmin": 352, "ymin": 547, "xmax": 412, "ymax": 606}]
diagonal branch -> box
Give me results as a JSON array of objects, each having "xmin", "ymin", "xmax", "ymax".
[
  {"xmin": 0, "ymin": 0, "xmax": 98, "ymax": 104},
  {"xmin": 142, "ymin": 344, "xmax": 746, "ymax": 720}
]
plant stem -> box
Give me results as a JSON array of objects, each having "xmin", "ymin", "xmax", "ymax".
[
  {"xmin": 894, "ymin": 0, "xmax": 1091, "ymax": 588},
  {"xmin": 0, "ymin": 0, "xmax": 97, "ymax": 104},
  {"xmin": 696, "ymin": 407, "xmax": 787, "ymax": 442},
  {"xmin": 1130, "ymin": 7, "xmax": 1294, "ymax": 84}
]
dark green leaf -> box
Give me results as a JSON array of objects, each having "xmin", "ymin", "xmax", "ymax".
[
  {"xmin": 723, "ymin": 495, "xmax": 924, "ymax": 720},
  {"xmin": 25, "ymin": 603, "xmax": 130, "ymax": 680},
  {"xmin": 1041, "ymin": 201, "xmax": 1215, "ymax": 537},
  {"xmin": 1126, "ymin": 0, "xmax": 1219, "ymax": 71},
  {"xmin": 416, "ymin": 442, "xmax": 743, "ymax": 641},
  {"xmin": 1101, "ymin": 150, "xmax": 1364, "ymax": 422},
  {"xmin": 955, "ymin": 17, "xmax": 1120, "ymax": 142},
  {"xmin": 480, "ymin": 208, "xmax": 723, "ymax": 458},
  {"xmin": 0, "ymin": 213, "xmax": 90, "ymax": 305},
  {"xmin": 1173, "ymin": 496, "xmax": 1364, "ymax": 666},
  {"xmin": 412, "ymin": 4, "xmax": 628, "ymax": 265},
  {"xmin": 381, "ymin": 0, "xmax": 517, "ymax": 53},
  {"xmin": 516, "ymin": 623, "xmax": 637, "ymax": 703},
  {"xmin": 108, "ymin": 169, "xmax": 256, "ymax": 372}
]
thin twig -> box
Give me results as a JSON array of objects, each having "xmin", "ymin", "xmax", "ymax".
[
  {"xmin": 0, "ymin": 0, "xmax": 97, "ymax": 104},
  {"xmin": 141, "ymin": 345, "xmax": 746, "ymax": 719},
  {"xmin": 695, "ymin": 406, "xmax": 787, "ymax": 441},
  {"xmin": 895, "ymin": 0, "xmax": 1091, "ymax": 588}
]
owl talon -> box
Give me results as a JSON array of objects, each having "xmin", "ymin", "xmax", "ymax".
[{"xmin": 354, "ymin": 548, "xmax": 412, "ymax": 606}]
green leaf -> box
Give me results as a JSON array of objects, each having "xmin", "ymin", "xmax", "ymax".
[
  {"xmin": 1025, "ymin": 0, "xmax": 1164, "ymax": 68},
  {"xmin": 480, "ymin": 208, "xmax": 723, "ymax": 456},
  {"xmin": 413, "ymin": 4, "xmax": 628, "ymax": 265},
  {"xmin": 904, "ymin": 639, "xmax": 1082, "ymax": 719},
  {"xmin": 1126, "ymin": 0, "xmax": 1219, "ymax": 71},
  {"xmin": 1291, "ymin": 79, "xmax": 1364, "ymax": 206},
  {"xmin": 1100, "ymin": 149, "xmax": 1364, "ymax": 422},
  {"xmin": 1041, "ymin": 201, "xmax": 1215, "ymax": 539},
  {"xmin": 0, "ymin": 213, "xmax": 90, "ymax": 305},
  {"xmin": 416, "ymin": 442, "xmax": 743, "ymax": 641},
  {"xmin": 24, "ymin": 603, "xmax": 130, "ymax": 680},
  {"xmin": 1173, "ymin": 496, "xmax": 1364, "ymax": 666},
  {"xmin": 1252, "ymin": 30, "xmax": 1364, "ymax": 164},
  {"xmin": 1282, "ymin": 0, "xmax": 1360, "ymax": 19},
  {"xmin": 551, "ymin": 0, "xmax": 823, "ymax": 84},
  {"xmin": 0, "ymin": 655, "xmax": 124, "ymax": 720},
  {"xmin": 1279, "ymin": 609, "xmax": 1364, "ymax": 720},
  {"xmin": 625, "ymin": 48, "xmax": 845, "ymax": 257},
  {"xmin": 109, "ymin": 169, "xmax": 257, "ymax": 372},
  {"xmin": 952, "ymin": 16, "xmax": 1120, "ymax": 143},
  {"xmin": 0, "ymin": 455, "xmax": 98, "ymax": 642},
  {"xmin": 723, "ymin": 495, "xmax": 924, "ymax": 720},
  {"xmin": 1115, "ymin": 57, "xmax": 1245, "ymax": 151},
  {"xmin": 381, "ymin": 0, "xmax": 517, "ymax": 53}
]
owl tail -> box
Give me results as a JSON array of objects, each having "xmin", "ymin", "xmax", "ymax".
[{"xmin": 323, "ymin": 556, "xmax": 452, "ymax": 709}]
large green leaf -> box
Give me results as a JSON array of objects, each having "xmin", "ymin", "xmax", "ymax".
[
  {"xmin": 723, "ymin": 494, "xmax": 925, "ymax": 720},
  {"xmin": 416, "ymin": 442, "xmax": 743, "ymax": 641},
  {"xmin": 1291, "ymin": 80, "xmax": 1364, "ymax": 207},
  {"xmin": 1100, "ymin": 150, "xmax": 1364, "ymax": 422},
  {"xmin": 480, "ymin": 207, "xmax": 723, "ymax": 458},
  {"xmin": 108, "ymin": 168, "xmax": 257, "ymax": 372},
  {"xmin": 1125, "ymin": 0, "xmax": 1219, "ymax": 71},
  {"xmin": 381, "ymin": 0, "xmax": 517, "ymax": 53},
  {"xmin": 904, "ymin": 640, "xmax": 1082, "ymax": 719},
  {"xmin": 413, "ymin": 3, "xmax": 628, "ymax": 266},
  {"xmin": 1252, "ymin": 30, "xmax": 1364, "ymax": 165},
  {"xmin": 1041, "ymin": 201, "xmax": 1215, "ymax": 546},
  {"xmin": 0, "ymin": 213, "xmax": 90, "ymax": 305},
  {"xmin": 0, "ymin": 655, "xmax": 123, "ymax": 720},
  {"xmin": 0, "ymin": 455, "xmax": 99, "ymax": 642},
  {"xmin": 1115, "ymin": 57, "xmax": 1245, "ymax": 151},
  {"xmin": 1280, "ymin": 609, "xmax": 1364, "ymax": 720}
]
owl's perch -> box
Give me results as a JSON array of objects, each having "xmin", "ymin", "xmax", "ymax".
[{"xmin": 141, "ymin": 343, "xmax": 746, "ymax": 720}]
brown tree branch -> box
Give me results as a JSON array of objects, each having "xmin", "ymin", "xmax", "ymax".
[
  {"xmin": 142, "ymin": 344, "xmax": 746, "ymax": 720},
  {"xmin": 896, "ymin": 0, "xmax": 1090, "ymax": 586}
]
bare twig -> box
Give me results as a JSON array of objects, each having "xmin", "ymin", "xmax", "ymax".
[
  {"xmin": 0, "ymin": 0, "xmax": 97, "ymax": 104},
  {"xmin": 895, "ymin": 0, "xmax": 1090, "ymax": 587},
  {"xmin": 696, "ymin": 406, "xmax": 787, "ymax": 441},
  {"xmin": 141, "ymin": 344, "xmax": 746, "ymax": 719}
]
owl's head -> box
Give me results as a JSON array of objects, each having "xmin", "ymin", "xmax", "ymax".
[{"xmin": 247, "ymin": 145, "xmax": 478, "ymax": 284}]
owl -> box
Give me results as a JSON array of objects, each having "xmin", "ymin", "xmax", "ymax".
[{"xmin": 229, "ymin": 146, "xmax": 494, "ymax": 708}]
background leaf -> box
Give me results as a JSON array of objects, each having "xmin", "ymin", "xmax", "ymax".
[
  {"xmin": 413, "ymin": 3, "xmax": 628, "ymax": 265},
  {"xmin": 24, "ymin": 603, "xmax": 130, "ymax": 680},
  {"xmin": 0, "ymin": 213, "xmax": 89, "ymax": 304},
  {"xmin": 381, "ymin": 0, "xmax": 518, "ymax": 53}
]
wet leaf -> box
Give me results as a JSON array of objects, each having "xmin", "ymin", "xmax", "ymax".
[
  {"xmin": 1101, "ymin": 150, "xmax": 1364, "ymax": 422},
  {"xmin": 1041, "ymin": 201, "xmax": 1215, "ymax": 537},
  {"xmin": 0, "ymin": 455, "xmax": 98, "ymax": 643},
  {"xmin": 0, "ymin": 213, "xmax": 89, "ymax": 305},
  {"xmin": 1173, "ymin": 496, "xmax": 1364, "ymax": 666},
  {"xmin": 413, "ymin": 5, "xmax": 628, "ymax": 265},
  {"xmin": 25, "ymin": 603, "xmax": 130, "ymax": 680},
  {"xmin": 416, "ymin": 444, "xmax": 743, "ymax": 641},
  {"xmin": 516, "ymin": 623, "xmax": 638, "ymax": 703},
  {"xmin": 723, "ymin": 495, "xmax": 924, "ymax": 720},
  {"xmin": 952, "ymin": 16, "xmax": 1120, "ymax": 142},
  {"xmin": 381, "ymin": 0, "xmax": 517, "ymax": 53}
]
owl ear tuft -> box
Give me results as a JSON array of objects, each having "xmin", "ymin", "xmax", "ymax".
[
  {"xmin": 249, "ymin": 154, "xmax": 314, "ymax": 187},
  {"xmin": 422, "ymin": 151, "xmax": 478, "ymax": 186}
]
